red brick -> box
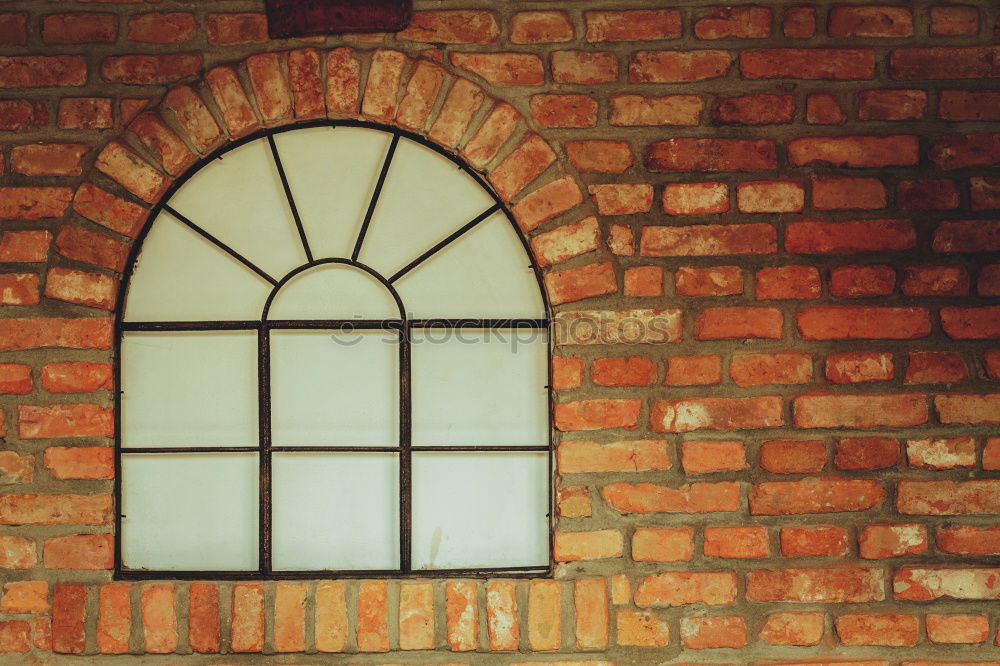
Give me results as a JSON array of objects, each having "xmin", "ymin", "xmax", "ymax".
[
  {"xmin": 901, "ymin": 265, "xmax": 968, "ymax": 297},
  {"xmin": 662, "ymin": 182, "xmax": 729, "ymax": 215},
  {"xmin": 629, "ymin": 50, "xmax": 731, "ymax": 83},
  {"xmin": 97, "ymin": 584, "xmax": 129, "ymax": 654},
  {"xmin": 644, "ymin": 224, "xmax": 777, "ymax": 257},
  {"xmin": 927, "ymin": 614, "xmax": 989, "ymax": 644},
  {"xmin": 395, "ymin": 60, "xmax": 445, "ymax": 131},
  {"xmin": 808, "ymin": 93, "xmax": 848, "ymax": 124},
  {"xmin": 130, "ymin": 112, "xmax": 195, "ymax": 176},
  {"xmin": 907, "ymin": 437, "xmax": 976, "ymax": 469},
  {"xmin": 634, "ymin": 572, "xmax": 737, "ymax": 607},
  {"xmin": 12, "ymin": 144, "xmax": 88, "ymax": 177},
  {"xmin": 652, "ymin": 396, "xmax": 783, "ymax": 432},
  {"xmin": 898, "ymin": 179, "xmax": 959, "ymax": 211},
  {"xmin": 941, "ymin": 306, "xmax": 1000, "ymax": 339},
  {"xmin": 556, "ymin": 486, "xmax": 590, "ymax": 518},
  {"xmin": 748, "ymin": 567, "xmax": 884, "ymax": 603},
  {"xmin": 730, "ymin": 351, "xmax": 811, "ymax": 387},
  {"xmin": 756, "ymin": 266, "xmax": 820, "ymax": 300},
  {"xmin": 664, "ymin": 355, "xmax": 722, "ymax": 386},
  {"xmin": 675, "ymin": 266, "xmax": 742, "ymax": 297},
  {"xmin": 646, "ymin": 138, "xmax": 776, "ymax": 172},
  {"xmin": 858, "ymin": 89, "xmax": 926, "ymax": 121},
  {"xmin": 795, "ymin": 393, "xmax": 928, "ymax": 428},
  {"xmin": 0, "ymin": 494, "xmax": 111, "ymax": 526},
  {"xmin": 602, "ymin": 481, "xmax": 740, "ymax": 514},
  {"xmin": 586, "ymin": 9, "xmax": 681, "ymax": 42},
  {"xmin": 931, "ymin": 6, "xmax": 979, "ymax": 36},
  {"xmin": 704, "ymin": 527, "xmax": 769, "ymax": 559},
  {"xmin": 531, "ymin": 217, "xmax": 600, "ymax": 268},
  {"xmin": 0, "ymin": 451, "xmax": 31, "ymax": 483},
  {"xmin": 695, "ymin": 307, "xmax": 782, "ymax": 340},
  {"xmin": 428, "ymin": 77, "xmax": 482, "ymax": 147},
  {"xmin": 545, "ymin": 261, "xmax": 616, "ymax": 305},
  {"xmin": 790, "ymin": 135, "xmax": 919, "ymax": 168},
  {"xmin": 830, "ymin": 265, "xmax": 895, "ymax": 298},
  {"xmin": 0, "ymin": 536, "xmax": 36, "ymax": 569},
  {"xmin": 939, "ymin": 90, "xmax": 1000, "ymax": 121},
  {"xmin": 566, "ymin": 140, "xmax": 633, "ymax": 173},
  {"xmin": 894, "ymin": 566, "xmax": 1000, "ymax": 600},
  {"xmin": 936, "ymin": 393, "xmax": 1000, "ymax": 424},
  {"xmin": 972, "ymin": 177, "xmax": 1000, "ymax": 210},
  {"xmin": 611, "ymin": 94, "xmax": 703, "ymax": 126},
  {"xmin": 0, "ymin": 100, "xmax": 47, "ymax": 131},
  {"xmin": 527, "ymin": 580, "xmax": 560, "ymax": 650},
  {"xmin": 797, "ymin": 306, "xmax": 929, "ymax": 339},
  {"xmin": 575, "ymin": 579, "xmax": 608, "ymax": 650},
  {"xmin": 899, "ymin": 479, "xmax": 1000, "ymax": 515},
  {"xmin": 624, "ymin": 266, "xmax": 663, "ymax": 297},
  {"xmin": 531, "ymin": 94, "xmax": 597, "ymax": 129},
  {"xmin": 101, "ymin": 54, "xmax": 201, "ymax": 85},
  {"xmin": 205, "ymin": 13, "xmax": 266, "ymax": 45},
  {"xmin": 119, "ymin": 98, "xmax": 149, "ymax": 125},
  {"xmin": 446, "ymin": 581, "xmax": 479, "ymax": 652},
  {"xmin": 933, "ymin": 219, "xmax": 1000, "ymax": 253},
  {"xmin": 140, "ymin": 584, "xmax": 176, "ymax": 654},
  {"xmin": 129, "ymin": 12, "xmax": 196, "ymax": 44},
  {"xmin": 400, "ymin": 10, "xmax": 499, "ymax": 44},
  {"xmin": 937, "ymin": 525, "xmax": 1000, "ymax": 555},
  {"xmin": 836, "ymin": 614, "xmax": 918, "ymax": 647},
  {"xmin": 830, "ymin": 5, "xmax": 913, "ymax": 36},
  {"xmin": 511, "ymin": 11, "xmax": 573, "ymax": 44},
  {"xmin": 0, "ymin": 364, "xmax": 30, "ymax": 395},
  {"xmin": 555, "ymin": 398, "xmax": 641, "ymax": 431},
  {"xmin": 760, "ymin": 440, "xmax": 826, "ymax": 474},
  {"xmin": 206, "ymin": 66, "xmax": 260, "ymax": 137},
  {"xmin": 929, "ymin": 134, "xmax": 1000, "ymax": 170},
  {"xmin": 55, "ymin": 225, "xmax": 128, "ymax": 272},
  {"xmin": 397, "ymin": 582, "xmax": 432, "ymax": 651},
  {"xmin": 185, "ymin": 583, "xmax": 220, "ymax": 653},
  {"xmin": 43, "ymin": 446, "xmax": 112, "ymax": 481},
  {"xmin": 554, "ymin": 529, "xmax": 622, "ymax": 562},
  {"xmin": 287, "ymin": 48, "xmax": 324, "ymax": 120},
  {"xmin": 589, "ymin": 183, "xmax": 652, "ymax": 215},
  {"xmin": 616, "ymin": 609, "xmax": 669, "ymax": 647},
  {"xmin": 0, "ymin": 56, "xmax": 87, "ymax": 88},
  {"xmin": 695, "ymin": 6, "xmax": 771, "ymax": 39},
  {"xmin": 314, "ymin": 582, "xmax": 347, "ymax": 653},
  {"xmin": 903, "ymin": 351, "xmax": 968, "ymax": 385},
  {"xmin": 246, "ymin": 52, "xmax": 292, "ymax": 123},
  {"xmin": 0, "ymin": 13, "xmax": 26, "ymax": 45},
  {"xmin": 58, "ymin": 97, "xmax": 112, "ymax": 130},
  {"xmin": 52, "ymin": 584, "xmax": 86, "ymax": 654},
  {"xmin": 860, "ymin": 523, "xmax": 928, "ymax": 559},
  {"xmin": 95, "ymin": 141, "xmax": 168, "ymax": 203},
  {"xmin": 741, "ymin": 48, "xmax": 875, "ymax": 79},
  {"xmin": 682, "ymin": 440, "xmax": 747, "ymax": 473},
  {"xmin": 632, "ymin": 528, "xmax": 693, "ymax": 562},
  {"xmin": 591, "ymin": 356, "xmax": 656, "ymax": 387},
  {"xmin": 0, "ymin": 273, "xmax": 37, "ymax": 306},
  {"xmin": 712, "ymin": 94, "xmax": 794, "ymax": 126},
  {"xmin": 0, "ymin": 187, "xmax": 72, "ymax": 220},
  {"xmin": 490, "ymin": 134, "xmax": 556, "ymax": 202},
  {"xmin": 609, "ymin": 225, "xmax": 634, "ymax": 257},
  {"xmin": 680, "ymin": 616, "xmax": 746, "ymax": 649},
  {"xmin": 43, "ymin": 13, "xmax": 116, "ymax": 44},
  {"xmin": 164, "ymin": 86, "xmax": 223, "ymax": 154},
  {"xmin": 551, "ymin": 356, "xmax": 582, "ymax": 391},
  {"xmin": 450, "ymin": 52, "xmax": 542, "ymax": 85},
  {"xmin": 738, "ymin": 180, "xmax": 804, "ymax": 213},
  {"xmin": 43, "ymin": 534, "xmax": 112, "ymax": 570},
  {"xmin": 826, "ymin": 351, "xmax": 893, "ymax": 384},
  {"xmin": 751, "ymin": 478, "xmax": 884, "ymax": 515},
  {"xmin": 554, "ymin": 308, "xmax": 681, "ymax": 345},
  {"xmin": 231, "ymin": 583, "xmax": 263, "ymax": 653},
  {"xmin": 985, "ymin": 350, "xmax": 1000, "ymax": 379},
  {"xmin": 45, "ymin": 268, "xmax": 117, "ymax": 311},
  {"xmin": 835, "ymin": 437, "xmax": 900, "ymax": 471},
  {"xmin": 462, "ymin": 102, "xmax": 519, "ymax": 169},
  {"xmin": 783, "ymin": 7, "xmax": 816, "ymax": 38},
  {"xmin": 557, "ymin": 440, "xmax": 665, "ymax": 475},
  {"xmin": 890, "ymin": 46, "xmax": 1000, "ymax": 79},
  {"xmin": 0, "ymin": 318, "xmax": 111, "ymax": 351},
  {"xmin": 780, "ymin": 526, "xmax": 849, "ymax": 557},
  {"xmin": 552, "ymin": 50, "xmax": 618, "ymax": 84},
  {"xmin": 485, "ymin": 581, "xmax": 518, "ymax": 651},
  {"xmin": 18, "ymin": 403, "xmax": 112, "ymax": 439},
  {"xmin": 759, "ymin": 611, "xmax": 824, "ymax": 645},
  {"xmin": 812, "ymin": 176, "xmax": 886, "ymax": 210}
]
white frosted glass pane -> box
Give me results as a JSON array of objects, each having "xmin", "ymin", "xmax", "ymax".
[
  {"xmin": 274, "ymin": 126, "xmax": 392, "ymax": 260},
  {"xmin": 124, "ymin": 213, "xmax": 273, "ymax": 322},
  {"xmin": 273, "ymin": 453, "xmax": 399, "ymax": 570},
  {"xmin": 412, "ymin": 329, "xmax": 547, "ymax": 446},
  {"xmin": 121, "ymin": 454, "xmax": 258, "ymax": 571},
  {"xmin": 168, "ymin": 138, "xmax": 307, "ymax": 280},
  {"xmin": 358, "ymin": 137, "xmax": 495, "ymax": 277},
  {"xmin": 271, "ymin": 330, "xmax": 398, "ymax": 446},
  {"xmin": 412, "ymin": 452, "xmax": 548, "ymax": 570},
  {"xmin": 395, "ymin": 214, "xmax": 545, "ymax": 319},
  {"xmin": 266, "ymin": 263, "xmax": 401, "ymax": 320},
  {"xmin": 121, "ymin": 331, "xmax": 258, "ymax": 447}
]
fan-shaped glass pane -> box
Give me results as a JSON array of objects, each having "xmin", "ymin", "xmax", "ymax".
[
  {"xmin": 121, "ymin": 453, "xmax": 258, "ymax": 571},
  {"xmin": 265, "ymin": 263, "xmax": 400, "ymax": 321},
  {"xmin": 124, "ymin": 212, "xmax": 273, "ymax": 322},
  {"xmin": 272, "ymin": 453, "xmax": 399, "ymax": 570},
  {"xmin": 412, "ymin": 329, "xmax": 548, "ymax": 446},
  {"xmin": 274, "ymin": 126, "xmax": 392, "ymax": 260},
  {"xmin": 412, "ymin": 452, "xmax": 548, "ymax": 570},
  {"xmin": 168, "ymin": 138, "xmax": 307, "ymax": 279},
  {"xmin": 395, "ymin": 213, "xmax": 545, "ymax": 319},
  {"xmin": 270, "ymin": 330, "xmax": 399, "ymax": 447},
  {"xmin": 121, "ymin": 331, "xmax": 258, "ymax": 448},
  {"xmin": 357, "ymin": 137, "xmax": 496, "ymax": 277}
]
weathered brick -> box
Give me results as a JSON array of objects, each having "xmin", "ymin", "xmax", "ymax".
[
  {"xmin": 0, "ymin": 536, "xmax": 36, "ymax": 569},
  {"xmin": 695, "ymin": 6, "xmax": 771, "ymax": 39},
  {"xmin": 0, "ymin": 318, "xmax": 112, "ymax": 351},
  {"xmin": 52, "ymin": 584, "xmax": 85, "ymax": 654},
  {"xmin": 704, "ymin": 527, "xmax": 769, "ymax": 559},
  {"xmin": 527, "ymin": 580, "xmax": 560, "ymax": 650},
  {"xmin": 826, "ymin": 351, "xmax": 893, "ymax": 383},
  {"xmin": 797, "ymin": 306, "xmax": 930, "ymax": 340},
  {"xmin": 812, "ymin": 176, "xmax": 886, "ymax": 210},
  {"xmin": 101, "ymin": 54, "xmax": 201, "ymax": 85},
  {"xmin": 399, "ymin": 10, "xmax": 499, "ymax": 44},
  {"xmin": 95, "ymin": 141, "xmax": 168, "ymax": 203},
  {"xmin": 695, "ymin": 306, "xmax": 782, "ymax": 340},
  {"xmin": 616, "ymin": 609, "xmax": 669, "ymax": 647},
  {"xmin": 756, "ymin": 266, "xmax": 821, "ymax": 300},
  {"xmin": 682, "ymin": 440, "xmax": 747, "ymax": 473},
  {"xmin": 544, "ymin": 261, "xmax": 617, "ymax": 305},
  {"xmin": 836, "ymin": 614, "xmax": 918, "ymax": 647},
  {"xmin": 531, "ymin": 94, "xmax": 597, "ymax": 129},
  {"xmin": 741, "ymin": 49, "xmax": 875, "ymax": 80},
  {"xmin": 586, "ymin": 9, "xmax": 681, "ymax": 42},
  {"xmin": 611, "ymin": 94, "xmax": 703, "ymax": 126},
  {"xmin": 829, "ymin": 5, "xmax": 913, "ymax": 37},
  {"xmin": 929, "ymin": 134, "xmax": 1000, "ymax": 170},
  {"xmin": 748, "ymin": 568, "xmax": 885, "ymax": 603},
  {"xmin": 931, "ymin": 6, "xmax": 980, "ymax": 36},
  {"xmin": 858, "ymin": 89, "xmax": 926, "ymax": 121},
  {"xmin": 0, "ymin": 99, "xmax": 47, "ymax": 131},
  {"xmin": 751, "ymin": 478, "xmax": 884, "ymax": 514},
  {"xmin": 445, "ymin": 581, "xmax": 477, "ymax": 651},
  {"xmin": 893, "ymin": 567, "xmax": 1000, "ymax": 600},
  {"xmin": 602, "ymin": 481, "xmax": 740, "ymax": 514},
  {"xmin": 624, "ymin": 266, "xmax": 663, "ymax": 297},
  {"xmin": 830, "ymin": 264, "xmax": 896, "ymax": 298},
  {"xmin": 43, "ymin": 447, "xmax": 112, "ymax": 480},
  {"xmin": 324, "ymin": 48, "xmax": 360, "ymax": 118},
  {"xmin": 97, "ymin": 584, "xmax": 129, "ymax": 654},
  {"xmin": 486, "ymin": 581, "xmax": 518, "ymax": 651},
  {"xmin": 783, "ymin": 7, "xmax": 817, "ymax": 38},
  {"xmin": 630, "ymin": 50, "xmax": 731, "ymax": 83},
  {"xmin": 759, "ymin": 611, "xmax": 824, "ymax": 645},
  {"xmin": 511, "ymin": 11, "xmax": 573, "ymax": 44},
  {"xmin": 859, "ymin": 523, "xmax": 928, "ymax": 559},
  {"xmin": 662, "ymin": 182, "xmax": 729, "ymax": 215},
  {"xmin": 788, "ymin": 135, "xmax": 919, "ymax": 167},
  {"xmin": 646, "ymin": 138, "xmax": 776, "ymax": 172},
  {"xmin": 45, "ymin": 268, "xmax": 117, "ymax": 311},
  {"xmin": 246, "ymin": 52, "xmax": 292, "ymax": 123},
  {"xmin": 890, "ymin": 46, "xmax": 1000, "ymax": 79},
  {"xmin": 794, "ymin": 393, "xmax": 928, "ymax": 427},
  {"xmin": 462, "ymin": 103, "xmax": 519, "ymax": 168},
  {"xmin": 632, "ymin": 528, "xmax": 693, "ymax": 562},
  {"xmin": 129, "ymin": 12, "xmax": 197, "ymax": 44},
  {"xmin": 898, "ymin": 480, "xmax": 1000, "ymax": 515},
  {"xmin": 450, "ymin": 52, "xmax": 543, "ymax": 85},
  {"xmin": 141, "ymin": 584, "xmax": 176, "ymax": 654},
  {"xmin": 653, "ymin": 396, "xmax": 782, "ymax": 432},
  {"xmin": 937, "ymin": 525, "xmax": 1000, "ymax": 555},
  {"xmin": 780, "ymin": 526, "xmax": 849, "ymax": 557},
  {"xmin": 907, "ymin": 437, "xmax": 975, "ymax": 469},
  {"xmin": 554, "ymin": 530, "xmax": 622, "ymax": 562},
  {"xmin": 0, "ymin": 187, "xmax": 72, "ymax": 220},
  {"xmin": 554, "ymin": 399, "xmax": 641, "ymax": 431},
  {"xmin": 731, "ymin": 352, "xmax": 812, "ymax": 387},
  {"xmin": 713, "ymin": 93, "xmax": 794, "ymax": 125},
  {"xmin": 642, "ymin": 224, "xmax": 776, "ymax": 256},
  {"xmin": 675, "ymin": 265, "xmax": 742, "ymax": 297},
  {"xmin": 43, "ymin": 14, "xmax": 116, "ymax": 44},
  {"xmin": 760, "ymin": 440, "xmax": 827, "ymax": 474},
  {"xmin": 206, "ymin": 12, "xmax": 266, "ymax": 45},
  {"xmin": 835, "ymin": 437, "xmax": 900, "ymax": 471},
  {"xmin": 43, "ymin": 534, "xmax": 112, "ymax": 570},
  {"xmin": 634, "ymin": 572, "xmax": 737, "ymax": 607},
  {"xmin": 489, "ymin": 134, "xmax": 556, "ymax": 201},
  {"xmin": 314, "ymin": 582, "xmax": 346, "ymax": 653},
  {"xmin": 680, "ymin": 616, "xmax": 747, "ymax": 649},
  {"xmin": 589, "ymin": 183, "xmax": 652, "ymax": 215},
  {"xmin": 565, "ymin": 140, "xmax": 633, "ymax": 173},
  {"xmin": 939, "ymin": 90, "xmax": 1000, "ymax": 121},
  {"xmin": 664, "ymin": 355, "xmax": 722, "ymax": 386},
  {"xmin": 552, "ymin": 50, "xmax": 618, "ymax": 84},
  {"xmin": 933, "ymin": 220, "xmax": 1000, "ymax": 253}
]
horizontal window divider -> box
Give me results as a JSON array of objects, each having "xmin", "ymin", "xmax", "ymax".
[
  {"xmin": 122, "ymin": 447, "xmax": 259, "ymax": 454},
  {"xmin": 121, "ymin": 321, "xmax": 261, "ymax": 331},
  {"xmin": 116, "ymin": 565, "xmax": 551, "ymax": 580},
  {"xmin": 269, "ymin": 446, "xmax": 402, "ymax": 453},
  {"xmin": 121, "ymin": 319, "xmax": 548, "ymax": 331},
  {"xmin": 266, "ymin": 320, "xmax": 403, "ymax": 330},
  {"xmin": 413, "ymin": 445, "xmax": 550, "ymax": 452},
  {"xmin": 409, "ymin": 318, "xmax": 549, "ymax": 329}
]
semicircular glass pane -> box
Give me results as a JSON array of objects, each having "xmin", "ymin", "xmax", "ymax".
[{"xmin": 265, "ymin": 262, "xmax": 401, "ymax": 320}]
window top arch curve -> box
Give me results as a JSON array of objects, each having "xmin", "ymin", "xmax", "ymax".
[{"xmin": 121, "ymin": 121, "xmax": 549, "ymax": 326}]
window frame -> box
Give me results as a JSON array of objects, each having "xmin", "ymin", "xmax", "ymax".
[{"xmin": 113, "ymin": 120, "xmax": 554, "ymax": 580}]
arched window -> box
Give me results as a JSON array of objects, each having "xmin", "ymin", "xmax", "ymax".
[{"xmin": 116, "ymin": 123, "xmax": 551, "ymax": 577}]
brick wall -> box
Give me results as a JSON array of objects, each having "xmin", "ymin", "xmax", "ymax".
[{"xmin": 0, "ymin": 0, "xmax": 998, "ymax": 662}]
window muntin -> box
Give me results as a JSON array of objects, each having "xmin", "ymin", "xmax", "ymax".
[{"xmin": 117, "ymin": 122, "xmax": 552, "ymax": 578}]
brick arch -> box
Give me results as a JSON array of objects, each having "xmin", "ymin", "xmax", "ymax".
[{"xmin": 54, "ymin": 47, "xmax": 614, "ymax": 320}]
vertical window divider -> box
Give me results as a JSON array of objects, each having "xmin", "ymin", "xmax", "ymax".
[
  {"xmin": 259, "ymin": 323, "xmax": 272, "ymax": 575},
  {"xmin": 399, "ymin": 319, "xmax": 412, "ymax": 573}
]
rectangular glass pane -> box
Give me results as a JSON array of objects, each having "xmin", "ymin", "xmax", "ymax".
[
  {"xmin": 121, "ymin": 331, "xmax": 258, "ymax": 448},
  {"xmin": 412, "ymin": 329, "xmax": 548, "ymax": 446},
  {"xmin": 272, "ymin": 452, "xmax": 399, "ymax": 570},
  {"xmin": 121, "ymin": 453, "xmax": 258, "ymax": 571},
  {"xmin": 412, "ymin": 451, "xmax": 549, "ymax": 570},
  {"xmin": 270, "ymin": 330, "xmax": 399, "ymax": 447}
]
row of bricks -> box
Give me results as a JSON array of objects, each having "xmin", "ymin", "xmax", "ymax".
[
  {"xmin": 0, "ymin": 6, "xmax": 994, "ymax": 48},
  {"xmin": 3, "ymin": 46, "xmax": 1000, "ymax": 90},
  {"xmin": 2, "ymin": 572, "xmax": 1000, "ymax": 654}
]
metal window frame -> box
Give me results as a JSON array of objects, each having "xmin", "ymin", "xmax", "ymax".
[{"xmin": 113, "ymin": 121, "xmax": 554, "ymax": 580}]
